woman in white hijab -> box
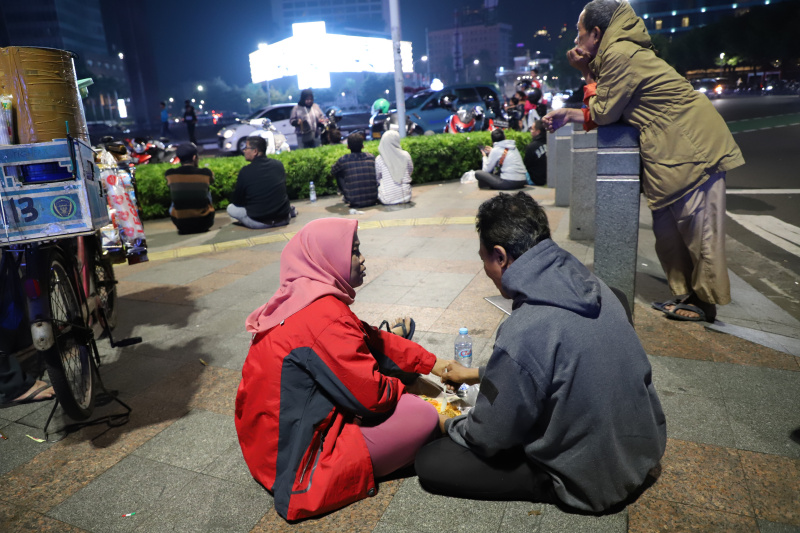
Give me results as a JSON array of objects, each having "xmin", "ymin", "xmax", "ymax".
[{"xmin": 375, "ymin": 130, "xmax": 413, "ymax": 205}]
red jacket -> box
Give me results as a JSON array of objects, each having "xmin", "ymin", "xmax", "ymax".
[{"xmin": 235, "ymin": 295, "xmax": 436, "ymax": 521}]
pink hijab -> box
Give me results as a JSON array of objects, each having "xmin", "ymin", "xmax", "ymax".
[{"xmin": 246, "ymin": 218, "xmax": 358, "ymax": 334}]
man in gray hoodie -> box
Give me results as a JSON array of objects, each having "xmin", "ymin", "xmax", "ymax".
[{"xmin": 415, "ymin": 192, "xmax": 666, "ymax": 512}]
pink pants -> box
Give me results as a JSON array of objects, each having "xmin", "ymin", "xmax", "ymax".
[{"xmin": 359, "ymin": 393, "xmax": 440, "ymax": 478}]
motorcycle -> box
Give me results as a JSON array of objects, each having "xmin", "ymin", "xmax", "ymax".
[
  {"xmin": 123, "ymin": 136, "xmax": 178, "ymax": 165},
  {"xmin": 443, "ymin": 104, "xmax": 488, "ymax": 134},
  {"xmin": 249, "ymin": 118, "xmax": 290, "ymax": 154}
]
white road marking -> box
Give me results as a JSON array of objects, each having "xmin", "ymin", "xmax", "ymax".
[
  {"xmin": 727, "ymin": 189, "xmax": 800, "ymax": 195},
  {"xmin": 727, "ymin": 212, "xmax": 800, "ymax": 257}
]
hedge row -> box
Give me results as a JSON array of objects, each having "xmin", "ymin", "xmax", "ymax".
[{"xmin": 133, "ymin": 130, "xmax": 533, "ymax": 220}]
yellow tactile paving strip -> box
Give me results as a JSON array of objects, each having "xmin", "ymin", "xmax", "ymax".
[{"xmin": 146, "ymin": 217, "xmax": 477, "ymax": 262}]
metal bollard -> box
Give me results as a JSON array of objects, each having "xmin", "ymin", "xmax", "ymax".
[
  {"xmin": 593, "ymin": 124, "xmax": 641, "ymax": 312},
  {"xmin": 554, "ymin": 123, "xmax": 573, "ymax": 207},
  {"xmin": 569, "ymin": 128, "xmax": 598, "ymax": 240},
  {"xmin": 546, "ymin": 129, "xmax": 557, "ymax": 189}
]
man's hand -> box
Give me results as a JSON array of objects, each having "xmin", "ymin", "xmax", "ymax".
[
  {"xmin": 542, "ymin": 108, "xmax": 571, "ymax": 133},
  {"xmin": 567, "ymin": 47, "xmax": 594, "ymax": 79},
  {"xmin": 441, "ymin": 360, "xmax": 480, "ymax": 389}
]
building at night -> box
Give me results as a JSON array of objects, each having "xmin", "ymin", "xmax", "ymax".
[
  {"xmin": 632, "ymin": 0, "xmax": 793, "ymax": 35},
  {"xmin": 0, "ymin": 0, "xmax": 158, "ymax": 128}
]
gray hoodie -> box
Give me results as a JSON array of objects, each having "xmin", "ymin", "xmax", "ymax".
[
  {"xmin": 482, "ymin": 139, "xmax": 527, "ymax": 182},
  {"xmin": 446, "ymin": 239, "xmax": 666, "ymax": 511}
]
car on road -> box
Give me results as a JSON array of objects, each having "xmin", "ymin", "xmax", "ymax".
[
  {"xmin": 374, "ymin": 84, "xmax": 503, "ymax": 135},
  {"xmin": 692, "ymin": 78, "xmax": 728, "ymax": 99},
  {"xmin": 217, "ymin": 104, "xmax": 297, "ymax": 153}
]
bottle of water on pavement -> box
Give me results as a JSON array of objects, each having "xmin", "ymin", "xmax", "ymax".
[
  {"xmin": 309, "ymin": 181, "xmax": 317, "ymax": 202},
  {"xmin": 454, "ymin": 327, "xmax": 472, "ymax": 368}
]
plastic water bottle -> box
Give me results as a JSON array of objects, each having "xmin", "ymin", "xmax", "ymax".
[
  {"xmin": 309, "ymin": 181, "xmax": 317, "ymax": 202},
  {"xmin": 454, "ymin": 327, "xmax": 473, "ymax": 368}
]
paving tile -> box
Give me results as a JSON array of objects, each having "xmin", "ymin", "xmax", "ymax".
[
  {"xmin": 381, "ymin": 305, "xmax": 445, "ymax": 335},
  {"xmin": 352, "ymin": 280, "xmax": 413, "ymax": 305},
  {"xmin": 726, "ymin": 400, "xmax": 800, "ymax": 458},
  {"xmin": 0, "ymin": 437, "xmax": 129, "ymax": 513},
  {"xmin": 428, "ymin": 307, "xmax": 505, "ymax": 337},
  {"xmin": 646, "ymin": 439, "xmax": 754, "ymax": 515},
  {"xmin": 251, "ymin": 478, "xmax": 404, "ymax": 533},
  {"xmin": 202, "ymin": 441, "xmax": 255, "ymax": 487},
  {"xmin": 536, "ymin": 502, "xmax": 627, "ymax": 533},
  {"xmin": 374, "ymin": 477, "xmax": 508, "ymax": 533},
  {"xmin": 395, "ymin": 257, "xmax": 482, "ymax": 275},
  {"xmin": 407, "ymin": 237, "xmax": 481, "ymax": 262},
  {"xmin": 416, "ymin": 331, "xmax": 491, "ymax": 366},
  {"xmin": 757, "ymin": 519, "xmax": 800, "ymax": 532},
  {"xmin": 99, "ymin": 352, "xmax": 186, "ymax": 398},
  {"xmin": 46, "ymin": 455, "xmax": 196, "ymax": 533},
  {"xmin": 139, "ymin": 361, "xmax": 240, "ymax": 417},
  {"xmin": 635, "ymin": 306, "xmax": 714, "ymax": 361},
  {"xmin": 0, "ymin": 421, "xmax": 56, "ymax": 475},
  {"xmin": 121, "ymin": 257, "xmax": 236, "ymax": 285},
  {"xmin": 0, "ymin": 499, "xmax": 88, "ymax": 533},
  {"xmin": 192, "ymin": 262, "xmax": 282, "ymax": 310},
  {"xmin": 713, "ymin": 363, "xmax": 800, "ymax": 409},
  {"xmin": 647, "ymin": 354, "xmax": 725, "ymax": 399},
  {"xmin": 657, "ymin": 393, "xmax": 736, "ymax": 448},
  {"xmin": 627, "ymin": 496, "xmax": 758, "ymax": 532},
  {"xmin": 133, "ymin": 471, "xmax": 272, "ymax": 533},
  {"xmin": 132, "ymin": 409, "xmax": 237, "ymax": 472},
  {"xmin": 397, "ymin": 272, "xmax": 476, "ymax": 309},
  {"xmin": 739, "ymin": 450, "xmax": 800, "ymax": 525}
]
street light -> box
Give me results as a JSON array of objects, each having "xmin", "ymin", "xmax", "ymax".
[
  {"xmin": 246, "ymin": 98, "xmax": 251, "ymax": 113},
  {"xmin": 118, "ymin": 52, "xmax": 124, "ymax": 60},
  {"xmin": 200, "ymin": 100, "xmax": 204, "ymax": 105},
  {"xmin": 197, "ymin": 85, "xmax": 204, "ymax": 92},
  {"xmin": 168, "ymin": 97, "xmax": 174, "ymax": 103}
]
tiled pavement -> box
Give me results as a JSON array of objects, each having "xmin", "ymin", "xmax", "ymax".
[{"xmin": 1, "ymin": 181, "xmax": 799, "ymax": 532}]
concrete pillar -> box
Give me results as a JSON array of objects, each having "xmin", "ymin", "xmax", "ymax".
[
  {"xmin": 546, "ymin": 130, "xmax": 556, "ymax": 189},
  {"xmin": 568, "ymin": 129, "xmax": 597, "ymax": 240},
  {"xmin": 554, "ymin": 123, "xmax": 573, "ymax": 207},
  {"xmin": 593, "ymin": 124, "xmax": 641, "ymax": 311}
]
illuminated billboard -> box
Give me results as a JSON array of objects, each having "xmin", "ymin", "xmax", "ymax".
[{"xmin": 249, "ymin": 21, "xmax": 413, "ymax": 89}]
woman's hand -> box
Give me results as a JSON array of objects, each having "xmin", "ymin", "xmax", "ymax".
[{"xmin": 431, "ymin": 357, "xmax": 450, "ymax": 377}]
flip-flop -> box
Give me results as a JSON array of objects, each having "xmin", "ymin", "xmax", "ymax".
[
  {"xmin": 651, "ymin": 298, "xmax": 682, "ymax": 314},
  {"xmin": 0, "ymin": 384, "xmax": 55, "ymax": 408},
  {"xmin": 378, "ymin": 318, "xmax": 416, "ymax": 341},
  {"xmin": 664, "ymin": 303, "xmax": 713, "ymax": 323}
]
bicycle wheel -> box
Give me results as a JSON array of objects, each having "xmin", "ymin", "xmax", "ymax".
[
  {"xmin": 91, "ymin": 243, "xmax": 117, "ymax": 331},
  {"xmin": 43, "ymin": 250, "xmax": 94, "ymax": 420}
]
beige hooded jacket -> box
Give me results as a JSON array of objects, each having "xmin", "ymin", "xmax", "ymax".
[{"xmin": 585, "ymin": 1, "xmax": 744, "ymax": 210}]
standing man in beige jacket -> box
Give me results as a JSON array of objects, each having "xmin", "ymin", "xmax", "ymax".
[{"xmin": 544, "ymin": 0, "xmax": 744, "ymax": 323}]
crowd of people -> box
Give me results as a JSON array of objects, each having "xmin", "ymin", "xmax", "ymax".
[{"xmin": 116, "ymin": 0, "xmax": 747, "ymax": 525}]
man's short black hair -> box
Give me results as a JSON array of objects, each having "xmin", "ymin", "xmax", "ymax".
[
  {"xmin": 476, "ymin": 192, "xmax": 551, "ymax": 260},
  {"xmin": 347, "ymin": 132, "xmax": 364, "ymax": 152},
  {"xmin": 160, "ymin": 101, "xmax": 166, "ymax": 106},
  {"xmin": 491, "ymin": 128, "xmax": 505, "ymax": 144},
  {"xmin": 247, "ymin": 136, "xmax": 267, "ymax": 154},
  {"xmin": 583, "ymin": 0, "xmax": 620, "ymax": 34}
]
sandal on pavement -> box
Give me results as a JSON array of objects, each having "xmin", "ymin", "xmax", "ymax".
[
  {"xmin": 379, "ymin": 318, "xmax": 416, "ymax": 341},
  {"xmin": 664, "ymin": 303, "xmax": 715, "ymax": 323},
  {"xmin": 651, "ymin": 298, "xmax": 682, "ymax": 314},
  {"xmin": 1, "ymin": 383, "xmax": 55, "ymax": 409}
]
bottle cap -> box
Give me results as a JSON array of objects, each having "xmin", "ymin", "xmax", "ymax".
[{"xmin": 459, "ymin": 327, "xmax": 468, "ymax": 335}]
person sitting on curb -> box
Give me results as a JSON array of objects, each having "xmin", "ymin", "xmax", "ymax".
[
  {"xmin": 164, "ymin": 143, "xmax": 215, "ymax": 234},
  {"xmin": 375, "ymin": 131, "xmax": 413, "ymax": 205},
  {"xmin": 475, "ymin": 129, "xmax": 527, "ymax": 190},
  {"xmin": 415, "ymin": 192, "xmax": 666, "ymax": 513},
  {"xmin": 235, "ymin": 218, "xmax": 448, "ymax": 521},
  {"xmin": 330, "ymin": 132, "xmax": 378, "ymax": 208},
  {"xmin": 523, "ymin": 120, "xmax": 548, "ymax": 186},
  {"xmin": 227, "ymin": 136, "xmax": 297, "ymax": 229}
]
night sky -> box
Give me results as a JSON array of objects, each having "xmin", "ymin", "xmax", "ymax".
[{"xmin": 147, "ymin": 0, "xmax": 584, "ymax": 96}]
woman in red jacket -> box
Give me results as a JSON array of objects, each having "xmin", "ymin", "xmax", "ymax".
[{"xmin": 235, "ymin": 218, "xmax": 448, "ymax": 521}]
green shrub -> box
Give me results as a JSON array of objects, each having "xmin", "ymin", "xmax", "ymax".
[{"xmin": 133, "ymin": 131, "xmax": 533, "ymax": 220}]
